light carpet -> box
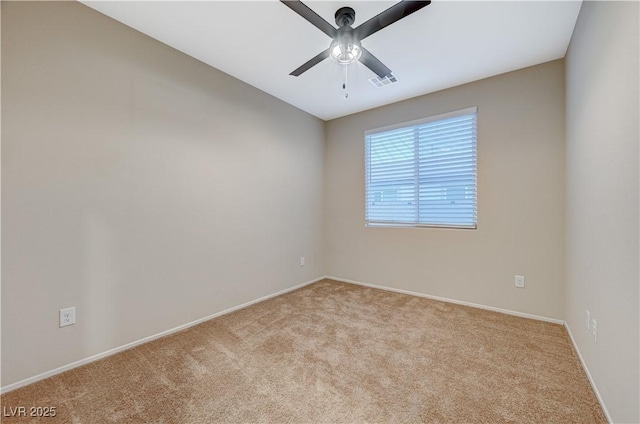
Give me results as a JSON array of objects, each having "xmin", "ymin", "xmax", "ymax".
[{"xmin": 1, "ymin": 279, "xmax": 606, "ymax": 423}]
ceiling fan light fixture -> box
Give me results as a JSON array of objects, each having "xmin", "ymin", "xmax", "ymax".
[{"xmin": 329, "ymin": 39, "xmax": 362, "ymax": 64}]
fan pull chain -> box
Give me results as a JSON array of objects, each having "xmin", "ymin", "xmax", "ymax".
[{"xmin": 343, "ymin": 64, "xmax": 349, "ymax": 99}]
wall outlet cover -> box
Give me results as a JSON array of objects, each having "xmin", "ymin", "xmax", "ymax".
[
  {"xmin": 60, "ymin": 307, "xmax": 76, "ymax": 327},
  {"xmin": 585, "ymin": 310, "xmax": 590, "ymax": 330}
]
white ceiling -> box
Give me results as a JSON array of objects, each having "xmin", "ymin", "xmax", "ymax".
[{"xmin": 81, "ymin": 1, "xmax": 582, "ymax": 121}]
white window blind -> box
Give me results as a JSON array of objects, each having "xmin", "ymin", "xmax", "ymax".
[{"xmin": 365, "ymin": 107, "xmax": 477, "ymax": 229}]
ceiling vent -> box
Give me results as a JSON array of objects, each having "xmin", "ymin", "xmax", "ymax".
[{"xmin": 368, "ymin": 74, "xmax": 398, "ymax": 88}]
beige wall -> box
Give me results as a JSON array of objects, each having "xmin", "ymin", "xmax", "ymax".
[
  {"xmin": 1, "ymin": 1, "xmax": 324, "ymax": 386},
  {"xmin": 325, "ymin": 60, "xmax": 566, "ymax": 320},
  {"xmin": 565, "ymin": 2, "xmax": 639, "ymax": 422}
]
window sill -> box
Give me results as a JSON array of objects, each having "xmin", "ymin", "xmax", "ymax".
[{"xmin": 365, "ymin": 222, "xmax": 477, "ymax": 230}]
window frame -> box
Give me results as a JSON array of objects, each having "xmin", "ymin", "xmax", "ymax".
[{"xmin": 364, "ymin": 107, "xmax": 478, "ymax": 230}]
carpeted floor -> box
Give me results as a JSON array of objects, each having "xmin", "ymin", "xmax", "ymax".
[{"xmin": 1, "ymin": 279, "xmax": 606, "ymax": 423}]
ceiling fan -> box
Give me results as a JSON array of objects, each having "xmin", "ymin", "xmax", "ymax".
[{"xmin": 281, "ymin": 0, "xmax": 432, "ymax": 79}]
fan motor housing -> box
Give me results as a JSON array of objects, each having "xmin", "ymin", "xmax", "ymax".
[{"xmin": 335, "ymin": 7, "xmax": 356, "ymax": 27}]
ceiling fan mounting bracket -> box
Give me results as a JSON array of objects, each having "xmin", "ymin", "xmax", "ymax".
[{"xmin": 334, "ymin": 7, "xmax": 356, "ymax": 27}]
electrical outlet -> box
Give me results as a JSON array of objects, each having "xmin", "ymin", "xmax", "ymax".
[
  {"xmin": 592, "ymin": 319, "xmax": 597, "ymax": 343},
  {"xmin": 59, "ymin": 307, "xmax": 76, "ymax": 327},
  {"xmin": 515, "ymin": 275, "xmax": 525, "ymax": 288},
  {"xmin": 300, "ymin": 256, "xmax": 305, "ymax": 266},
  {"xmin": 585, "ymin": 310, "xmax": 590, "ymax": 330}
]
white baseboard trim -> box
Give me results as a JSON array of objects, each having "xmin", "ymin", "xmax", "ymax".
[
  {"xmin": 564, "ymin": 322, "xmax": 612, "ymax": 424},
  {"xmin": 325, "ymin": 275, "xmax": 564, "ymax": 325},
  {"xmin": 0, "ymin": 276, "xmax": 325, "ymax": 394}
]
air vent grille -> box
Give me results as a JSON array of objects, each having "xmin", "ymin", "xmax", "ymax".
[{"xmin": 368, "ymin": 74, "xmax": 398, "ymax": 88}]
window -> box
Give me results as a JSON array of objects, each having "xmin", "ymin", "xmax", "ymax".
[{"xmin": 364, "ymin": 107, "xmax": 477, "ymax": 229}]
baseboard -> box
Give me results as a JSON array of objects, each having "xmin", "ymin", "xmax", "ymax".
[
  {"xmin": 0, "ymin": 276, "xmax": 325, "ymax": 394},
  {"xmin": 564, "ymin": 322, "xmax": 612, "ymax": 423},
  {"xmin": 326, "ymin": 275, "xmax": 564, "ymax": 325}
]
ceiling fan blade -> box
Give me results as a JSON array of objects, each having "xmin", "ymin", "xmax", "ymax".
[
  {"xmin": 290, "ymin": 49, "xmax": 331, "ymax": 76},
  {"xmin": 359, "ymin": 47, "xmax": 392, "ymax": 78},
  {"xmin": 281, "ymin": 1, "xmax": 337, "ymax": 39},
  {"xmin": 354, "ymin": 1, "xmax": 431, "ymax": 41}
]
